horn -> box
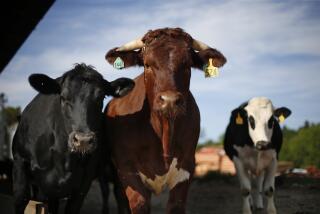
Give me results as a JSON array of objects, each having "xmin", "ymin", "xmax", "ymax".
[
  {"xmin": 192, "ymin": 39, "xmax": 210, "ymax": 51},
  {"xmin": 116, "ymin": 38, "xmax": 144, "ymax": 51}
]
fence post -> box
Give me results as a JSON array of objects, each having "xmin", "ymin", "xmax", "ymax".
[{"xmin": 24, "ymin": 200, "xmax": 48, "ymax": 214}]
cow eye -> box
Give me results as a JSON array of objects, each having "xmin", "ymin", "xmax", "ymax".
[
  {"xmin": 94, "ymin": 89, "xmax": 105, "ymax": 100},
  {"xmin": 145, "ymin": 64, "xmax": 150, "ymax": 69},
  {"xmin": 248, "ymin": 116, "xmax": 255, "ymax": 129},
  {"xmin": 268, "ymin": 117, "xmax": 274, "ymax": 129}
]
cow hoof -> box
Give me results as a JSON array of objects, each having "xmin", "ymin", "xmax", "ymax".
[
  {"xmin": 243, "ymin": 204, "xmax": 252, "ymax": 214},
  {"xmin": 267, "ymin": 206, "xmax": 277, "ymax": 214},
  {"xmin": 267, "ymin": 211, "xmax": 277, "ymax": 214}
]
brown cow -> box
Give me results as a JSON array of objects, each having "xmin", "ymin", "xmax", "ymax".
[{"xmin": 104, "ymin": 28, "xmax": 226, "ymax": 213}]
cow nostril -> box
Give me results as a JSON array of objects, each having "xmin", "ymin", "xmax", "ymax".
[
  {"xmin": 159, "ymin": 95, "xmax": 166, "ymax": 104},
  {"xmin": 73, "ymin": 133, "xmax": 95, "ymax": 144},
  {"xmin": 89, "ymin": 138, "xmax": 95, "ymax": 144},
  {"xmin": 256, "ymin": 141, "xmax": 269, "ymax": 150},
  {"xmin": 74, "ymin": 134, "xmax": 79, "ymax": 142}
]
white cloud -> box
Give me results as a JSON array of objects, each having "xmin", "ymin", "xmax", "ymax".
[{"xmin": 1, "ymin": 0, "xmax": 319, "ymax": 139}]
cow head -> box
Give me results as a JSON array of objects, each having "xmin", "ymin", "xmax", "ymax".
[
  {"xmin": 233, "ymin": 97, "xmax": 291, "ymax": 150},
  {"xmin": 105, "ymin": 28, "xmax": 226, "ymax": 119},
  {"xmin": 28, "ymin": 63, "xmax": 134, "ymax": 154}
]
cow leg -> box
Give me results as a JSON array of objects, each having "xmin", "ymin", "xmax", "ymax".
[
  {"xmin": 47, "ymin": 198, "xmax": 59, "ymax": 214},
  {"xmin": 233, "ymin": 157, "xmax": 252, "ymax": 214},
  {"xmin": 264, "ymin": 159, "xmax": 277, "ymax": 214},
  {"xmin": 166, "ymin": 180, "xmax": 190, "ymax": 214},
  {"xmin": 12, "ymin": 156, "xmax": 30, "ymax": 214},
  {"xmin": 113, "ymin": 179, "xmax": 130, "ymax": 214},
  {"xmin": 64, "ymin": 178, "xmax": 93, "ymax": 214},
  {"xmin": 254, "ymin": 172, "xmax": 264, "ymax": 210},
  {"xmin": 122, "ymin": 174, "xmax": 151, "ymax": 214},
  {"xmin": 98, "ymin": 174, "xmax": 110, "ymax": 214}
]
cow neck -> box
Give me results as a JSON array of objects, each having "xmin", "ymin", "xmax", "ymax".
[{"xmin": 150, "ymin": 111, "xmax": 175, "ymax": 169}]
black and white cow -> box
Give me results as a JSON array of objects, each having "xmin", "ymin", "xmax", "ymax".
[
  {"xmin": 12, "ymin": 64, "xmax": 134, "ymax": 214},
  {"xmin": 224, "ymin": 97, "xmax": 291, "ymax": 214}
]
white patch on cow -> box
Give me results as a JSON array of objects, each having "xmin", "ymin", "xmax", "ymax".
[
  {"xmin": 138, "ymin": 158, "xmax": 190, "ymax": 195},
  {"xmin": 234, "ymin": 145, "xmax": 276, "ymax": 176},
  {"xmin": 233, "ymin": 156, "xmax": 252, "ymax": 214},
  {"xmin": 245, "ymin": 97, "xmax": 275, "ymax": 146},
  {"xmin": 265, "ymin": 158, "xmax": 278, "ymax": 214},
  {"xmin": 233, "ymin": 145, "xmax": 278, "ymax": 214},
  {"xmin": 255, "ymin": 172, "xmax": 264, "ymax": 209}
]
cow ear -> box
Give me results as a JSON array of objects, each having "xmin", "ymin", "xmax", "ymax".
[
  {"xmin": 28, "ymin": 74, "xmax": 60, "ymax": 94},
  {"xmin": 231, "ymin": 108, "xmax": 247, "ymax": 126},
  {"xmin": 105, "ymin": 48, "xmax": 144, "ymax": 69},
  {"xmin": 192, "ymin": 48, "xmax": 227, "ymax": 71},
  {"xmin": 274, "ymin": 107, "xmax": 291, "ymax": 123},
  {"xmin": 105, "ymin": 78, "xmax": 135, "ymax": 98}
]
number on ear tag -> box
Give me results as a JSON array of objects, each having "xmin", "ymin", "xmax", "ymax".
[
  {"xmin": 236, "ymin": 113, "xmax": 243, "ymax": 125},
  {"xmin": 204, "ymin": 58, "xmax": 219, "ymax": 78},
  {"xmin": 114, "ymin": 57, "xmax": 124, "ymax": 69}
]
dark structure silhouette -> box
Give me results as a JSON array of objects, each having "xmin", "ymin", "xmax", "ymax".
[{"xmin": 0, "ymin": 0, "xmax": 55, "ymax": 73}]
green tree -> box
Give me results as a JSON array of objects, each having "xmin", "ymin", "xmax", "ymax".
[
  {"xmin": 280, "ymin": 123, "xmax": 320, "ymax": 168},
  {"xmin": 196, "ymin": 139, "xmax": 217, "ymax": 150},
  {"xmin": 3, "ymin": 106, "xmax": 21, "ymax": 126}
]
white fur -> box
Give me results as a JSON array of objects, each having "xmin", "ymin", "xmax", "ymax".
[
  {"xmin": 265, "ymin": 158, "xmax": 277, "ymax": 214},
  {"xmin": 245, "ymin": 97, "xmax": 274, "ymax": 146},
  {"xmin": 233, "ymin": 156, "xmax": 252, "ymax": 214},
  {"xmin": 138, "ymin": 158, "xmax": 190, "ymax": 195},
  {"xmin": 233, "ymin": 145, "xmax": 278, "ymax": 214},
  {"xmin": 255, "ymin": 172, "xmax": 264, "ymax": 209},
  {"xmin": 234, "ymin": 145, "xmax": 276, "ymax": 176}
]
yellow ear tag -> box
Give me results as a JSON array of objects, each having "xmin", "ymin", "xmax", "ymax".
[
  {"xmin": 236, "ymin": 113, "xmax": 243, "ymax": 125},
  {"xmin": 279, "ymin": 114, "xmax": 285, "ymax": 123},
  {"xmin": 204, "ymin": 58, "xmax": 219, "ymax": 78}
]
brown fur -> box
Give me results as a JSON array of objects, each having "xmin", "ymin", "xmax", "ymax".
[{"xmin": 104, "ymin": 28, "xmax": 226, "ymax": 214}]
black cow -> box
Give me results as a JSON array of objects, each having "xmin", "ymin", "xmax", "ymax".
[
  {"xmin": 224, "ymin": 97, "xmax": 291, "ymax": 214},
  {"xmin": 12, "ymin": 63, "xmax": 134, "ymax": 214}
]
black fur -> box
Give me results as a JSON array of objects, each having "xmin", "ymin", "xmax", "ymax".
[
  {"xmin": 12, "ymin": 64, "xmax": 133, "ymax": 214},
  {"xmin": 224, "ymin": 105, "xmax": 283, "ymax": 160}
]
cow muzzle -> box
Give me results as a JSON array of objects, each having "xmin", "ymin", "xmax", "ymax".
[
  {"xmin": 255, "ymin": 141, "xmax": 271, "ymax": 150},
  {"xmin": 68, "ymin": 131, "xmax": 97, "ymax": 154},
  {"xmin": 155, "ymin": 91, "xmax": 185, "ymax": 118}
]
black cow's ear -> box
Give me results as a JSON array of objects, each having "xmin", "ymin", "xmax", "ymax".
[
  {"xmin": 105, "ymin": 48, "xmax": 144, "ymax": 69},
  {"xmin": 28, "ymin": 74, "xmax": 60, "ymax": 94},
  {"xmin": 191, "ymin": 48, "xmax": 227, "ymax": 71},
  {"xmin": 274, "ymin": 107, "xmax": 292, "ymax": 122},
  {"xmin": 105, "ymin": 78, "xmax": 135, "ymax": 98}
]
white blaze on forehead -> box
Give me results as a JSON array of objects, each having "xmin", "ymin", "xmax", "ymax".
[
  {"xmin": 138, "ymin": 158, "xmax": 190, "ymax": 195},
  {"xmin": 245, "ymin": 97, "xmax": 275, "ymax": 144}
]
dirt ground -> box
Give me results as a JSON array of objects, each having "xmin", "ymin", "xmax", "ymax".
[
  {"xmin": 1, "ymin": 173, "xmax": 319, "ymax": 214},
  {"xmin": 81, "ymin": 173, "xmax": 320, "ymax": 214}
]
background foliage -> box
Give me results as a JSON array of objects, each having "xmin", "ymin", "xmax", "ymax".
[
  {"xmin": 198, "ymin": 121, "xmax": 320, "ymax": 168},
  {"xmin": 280, "ymin": 122, "xmax": 320, "ymax": 168}
]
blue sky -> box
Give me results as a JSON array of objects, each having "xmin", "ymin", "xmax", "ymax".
[{"xmin": 1, "ymin": 0, "xmax": 320, "ymax": 141}]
